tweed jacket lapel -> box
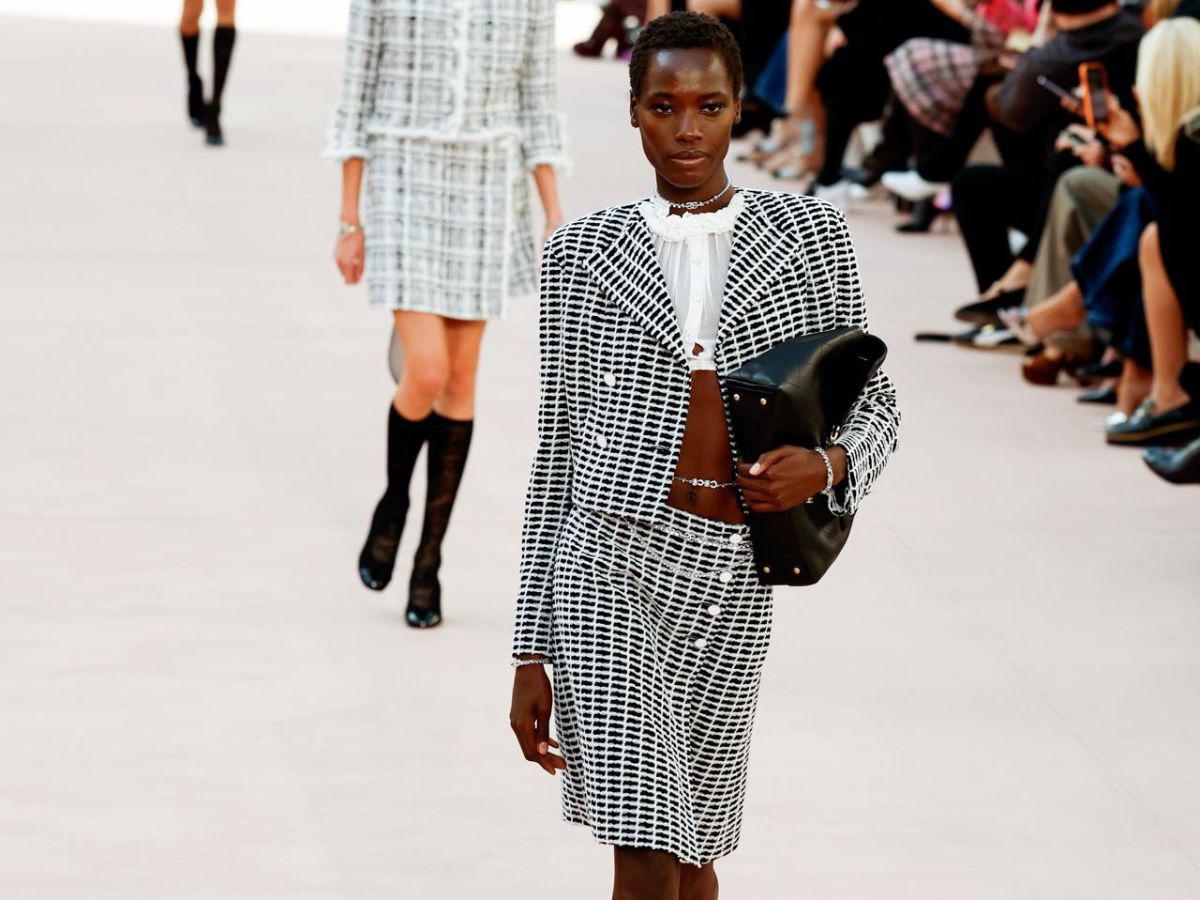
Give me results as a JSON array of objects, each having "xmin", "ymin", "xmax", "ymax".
[
  {"xmin": 585, "ymin": 208, "xmax": 686, "ymax": 362},
  {"xmin": 716, "ymin": 191, "xmax": 794, "ymax": 344}
]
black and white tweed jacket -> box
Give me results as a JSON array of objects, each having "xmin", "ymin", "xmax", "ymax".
[{"xmin": 513, "ymin": 189, "xmax": 900, "ymax": 658}]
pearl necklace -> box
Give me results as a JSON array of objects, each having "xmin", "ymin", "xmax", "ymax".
[{"xmin": 653, "ymin": 177, "xmax": 733, "ymax": 211}]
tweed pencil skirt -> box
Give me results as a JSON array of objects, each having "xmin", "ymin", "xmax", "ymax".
[
  {"xmin": 550, "ymin": 502, "xmax": 774, "ymax": 866},
  {"xmin": 364, "ymin": 135, "xmax": 537, "ymax": 319}
]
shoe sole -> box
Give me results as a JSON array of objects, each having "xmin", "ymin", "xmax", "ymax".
[{"xmin": 1106, "ymin": 419, "xmax": 1200, "ymax": 445}]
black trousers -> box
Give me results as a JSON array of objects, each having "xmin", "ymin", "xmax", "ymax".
[
  {"xmin": 953, "ymin": 145, "xmax": 1080, "ymax": 292},
  {"xmin": 952, "ymin": 164, "xmax": 1042, "ymax": 292}
]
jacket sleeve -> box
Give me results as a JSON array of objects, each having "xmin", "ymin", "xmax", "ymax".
[
  {"xmin": 821, "ymin": 205, "xmax": 901, "ymax": 517},
  {"xmin": 516, "ymin": 0, "xmax": 570, "ymax": 172},
  {"xmin": 512, "ymin": 238, "xmax": 573, "ymax": 659},
  {"xmin": 323, "ymin": 0, "xmax": 382, "ymax": 160}
]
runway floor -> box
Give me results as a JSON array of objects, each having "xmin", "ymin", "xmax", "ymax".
[{"xmin": 1, "ymin": 13, "xmax": 1198, "ymax": 899}]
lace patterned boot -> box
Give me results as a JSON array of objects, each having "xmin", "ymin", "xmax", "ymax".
[
  {"xmin": 205, "ymin": 25, "xmax": 236, "ymax": 146},
  {"xmin": 406, "ymin": 412, "xmax": 474, "ymax": 628},
  {"xmin": 180, "ymin": 31, "xmax": 205, "ymax": 127},
  {"xmin": 359, "ymin": 405, "xmax": 430, "ymax": 591}
]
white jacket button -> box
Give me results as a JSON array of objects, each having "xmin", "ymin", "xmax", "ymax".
[
  {"xmin": 707, "ymin": 604, "xmax": 721, "ymax": 617},
  {"xmin": 694, "ymin": 638, "xmax": 708, "ymax": 649},
  {"xmin": 718, "ymin": 570, "xmax": 733, "ymax": 583},
  {"xmin": 595, "ymin": 434, "xmax": 608, "ymax": 448},
  {"xmin": 728, "ymin": 533, "xmax": 743, "ymax": 545},
  {"xmin": 603, "ymin": 372, "xmax": 616, "ymax": 387}
]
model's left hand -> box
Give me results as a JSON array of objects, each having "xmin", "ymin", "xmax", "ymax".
[
  {"xmin": 736, "ymin": 445, "xmax": 842, "ymax": 512},
  {"xmin": 542, "ymin": 217, "xmax": 563, "ymax": 246}
]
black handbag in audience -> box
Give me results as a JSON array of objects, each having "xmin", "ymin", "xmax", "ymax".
[{"xmin": 726, "ymin": 326, "xmax": 888, "ymax": 586}]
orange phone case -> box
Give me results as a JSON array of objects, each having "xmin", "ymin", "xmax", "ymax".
[{"xmin": 1078, "ymin": 62, "xmax": 1109, "ymax": 131}]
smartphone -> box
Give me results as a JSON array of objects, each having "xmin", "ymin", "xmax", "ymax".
[
  {"xmin": 1079, "ymin": 61, "xmax": 1110, "ymax": 129},
  {"xmin": 1036, "ymin": 74, "xmax": 1076, "ymax": 105},
  {"xmin": 1062, "ymin": 128, "xmax": 1088, "ymax": 147}
]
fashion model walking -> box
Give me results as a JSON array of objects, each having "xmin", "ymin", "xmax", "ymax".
[
  {"xmin": 508, "ymin": 13, "xmax": 898, "ymax": 898},
  {"xmin": 326, "ymin": 0, "xmax": 568, "ymax": 628},
  {"xmin": 178, "ymin": 0, "xmax": 236, "ymax": 145}
]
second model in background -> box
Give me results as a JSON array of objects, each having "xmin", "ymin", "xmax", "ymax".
[
  {"xmin": 325, "ymin": 0, "xmax": 569, "ymax": 629},
  {"xmin": 178, "ymin": 0, "xmax": 236, "ymax": 146}
]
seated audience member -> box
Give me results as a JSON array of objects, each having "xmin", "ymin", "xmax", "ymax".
[
  {"xmin": 950, "ymin": 0, "xmax": 1143, "ymax": 317},
  {"xmin": 1020, "ymin": 128, "xmax": 1121, "ymax": 307},
  {"xmin": 878, "ymin": 0, "xmax": 1043, "ymax": 205},
  {"xmin": 998, "ymin": 20, "xmax": 1200, "ymax": 447},
  {"xmin": 744, "ymin": 0, "xmax": 970, "ymax": 201}
]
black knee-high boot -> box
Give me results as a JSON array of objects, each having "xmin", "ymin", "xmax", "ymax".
[
  {"xmin": 180, "ymin": 31, "xmax": 205, "ymax": 127},
  {"xmin": 406, "ymin": 412, "xmax": 474, "ymax": 629},
  {"xmin": 205, "ymin": 24, "xmax": 236, "ymax": 146},
  {"xmin": 359, "ymin": 405, "xmax": 431, "ymax": 591}
]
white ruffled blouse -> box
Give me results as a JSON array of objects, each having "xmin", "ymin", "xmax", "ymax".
[{"xmin": 638, "ymin": 191, "xmax": 745, "ymax": 372}]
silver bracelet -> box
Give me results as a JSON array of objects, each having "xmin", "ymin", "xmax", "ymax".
[
  {"xmin": 511, "ymin": 657, "xmax": 549, "ymax": 668},
  {"xmin": 806, "ymin": 446, "xmax": 835, "ymax": 505}
]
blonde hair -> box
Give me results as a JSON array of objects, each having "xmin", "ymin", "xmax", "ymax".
[{"xmin": 1137, "ymin": 17, "xmax": 1200, "ymax": 169}]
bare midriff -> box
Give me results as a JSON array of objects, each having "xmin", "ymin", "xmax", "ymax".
[{"xmin": 666, "ymin": 356, "xmax": 746, "ymax": 524}]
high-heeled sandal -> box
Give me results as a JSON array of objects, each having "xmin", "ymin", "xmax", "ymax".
[{"xmin": 737, "ymin": 116, "xmax": 798, "ymax": 165}]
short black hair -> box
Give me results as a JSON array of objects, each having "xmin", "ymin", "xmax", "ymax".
[{"xmin": 629, "ymin": 11, "xmax": 744, "ymax": 100}]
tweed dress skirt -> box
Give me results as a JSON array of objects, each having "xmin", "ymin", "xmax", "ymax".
[
  {"xmin": 364, "ymin": 135, "xmax": 536, "ymax": 319},
  {"xmin": 550, "ymin": 502, "xmax": 775, "ymax": 866}
]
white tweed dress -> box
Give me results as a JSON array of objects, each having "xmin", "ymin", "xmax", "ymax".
[{"xmin": 324, "ymin": 0, "xmax": 569, "ymax": 320}]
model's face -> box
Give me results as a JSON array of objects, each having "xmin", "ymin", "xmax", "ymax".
[{"xmin": 631, "ymin": 48, "xmax": 740, "ymax": 192}]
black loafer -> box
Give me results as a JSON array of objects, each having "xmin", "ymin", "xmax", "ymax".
[
  {"xmin": 1106, "ymin": 399, "xmax": 1200, "ymax": 446},
  {"xmin": 1077, "ymin": 386, "xmax": 1117, "ymax": 405},
  {"xmin": 1077, "ymin": 359, "xmax": 1122, "ymax": 380},
  {"xmin": 1143, "ymin": 436, "xmax": 1200, "ymax": 484},
  {"xmin": 954, "ymin": 288, "xmax": 1026, "ymax": 326}
]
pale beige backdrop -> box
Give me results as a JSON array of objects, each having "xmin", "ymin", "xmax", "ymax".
[{"xmin": 0, "ymin": 7, "xmax": 1198, "ymax": 900}]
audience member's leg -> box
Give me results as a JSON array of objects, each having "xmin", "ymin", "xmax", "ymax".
[
  {"xmin": 1116, "ymin": 358, "xmax": 1153, "ymax": 419},
  {"xmin": 784, "ymin": 0, "xmax": 834, "ymax": 116},
  {"xmin": 952, "ymin": 164, "xmax": 1039, "ymax": 293},
  {"xmin": 1025, "ymin": 166, "xmax": 1121, "ymax": 307},
  {"xmin": 1139, "ymin": 223, "xmax": 1193, "ymax": 412},
  {"xmin": 1026, "ymin": 281, "xmax": 1087, "ymax": 337},
  {"xmin": 915, "ymin": 76, "xmax": 993, "ymax": 184},
  {"xmin": 814, "ymin": 58, "xmax": 887, "ymax": 187},
  {"xmin": 1011, "ymin": 152, "xmax": 1082, "ymax": 277}
]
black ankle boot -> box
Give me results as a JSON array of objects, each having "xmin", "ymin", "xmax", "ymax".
[
  {"xmin": 359, "ymin": 406, "xmax": 430, "ymax": 591},
  {"xmin": 180, "ymin": 31, "xmax": 205, "ymax": 127},
  {"xmin": 205, "ymin": 25, "xmax": 236, "ymax": 146},
  {"xmin": 406, "ymin": 412, "xmax": 474, "ymax": 629}
]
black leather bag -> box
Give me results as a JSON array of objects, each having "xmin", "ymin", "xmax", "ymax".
[{"xmin": 725, "ymin": 326, "xmax": 887, "ymax": 586}]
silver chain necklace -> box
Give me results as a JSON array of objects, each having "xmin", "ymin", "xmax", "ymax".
[{"xmin": 653, "ymin": 177, "xmax": 733, "ymax": 211}]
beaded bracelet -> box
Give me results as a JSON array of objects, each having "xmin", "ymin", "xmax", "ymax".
[{"xmin": 511, "ymin": 657, "xmax": 550, "ymax": 668}]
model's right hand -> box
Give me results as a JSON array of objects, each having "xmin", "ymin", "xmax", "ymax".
[
  {"xmin": 510, "ymin": 663, "xmax": 566, "ymax": 775},
  {"xmin": 334, "ymin": 229, "xmax": 365, "ymax": 285}
]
